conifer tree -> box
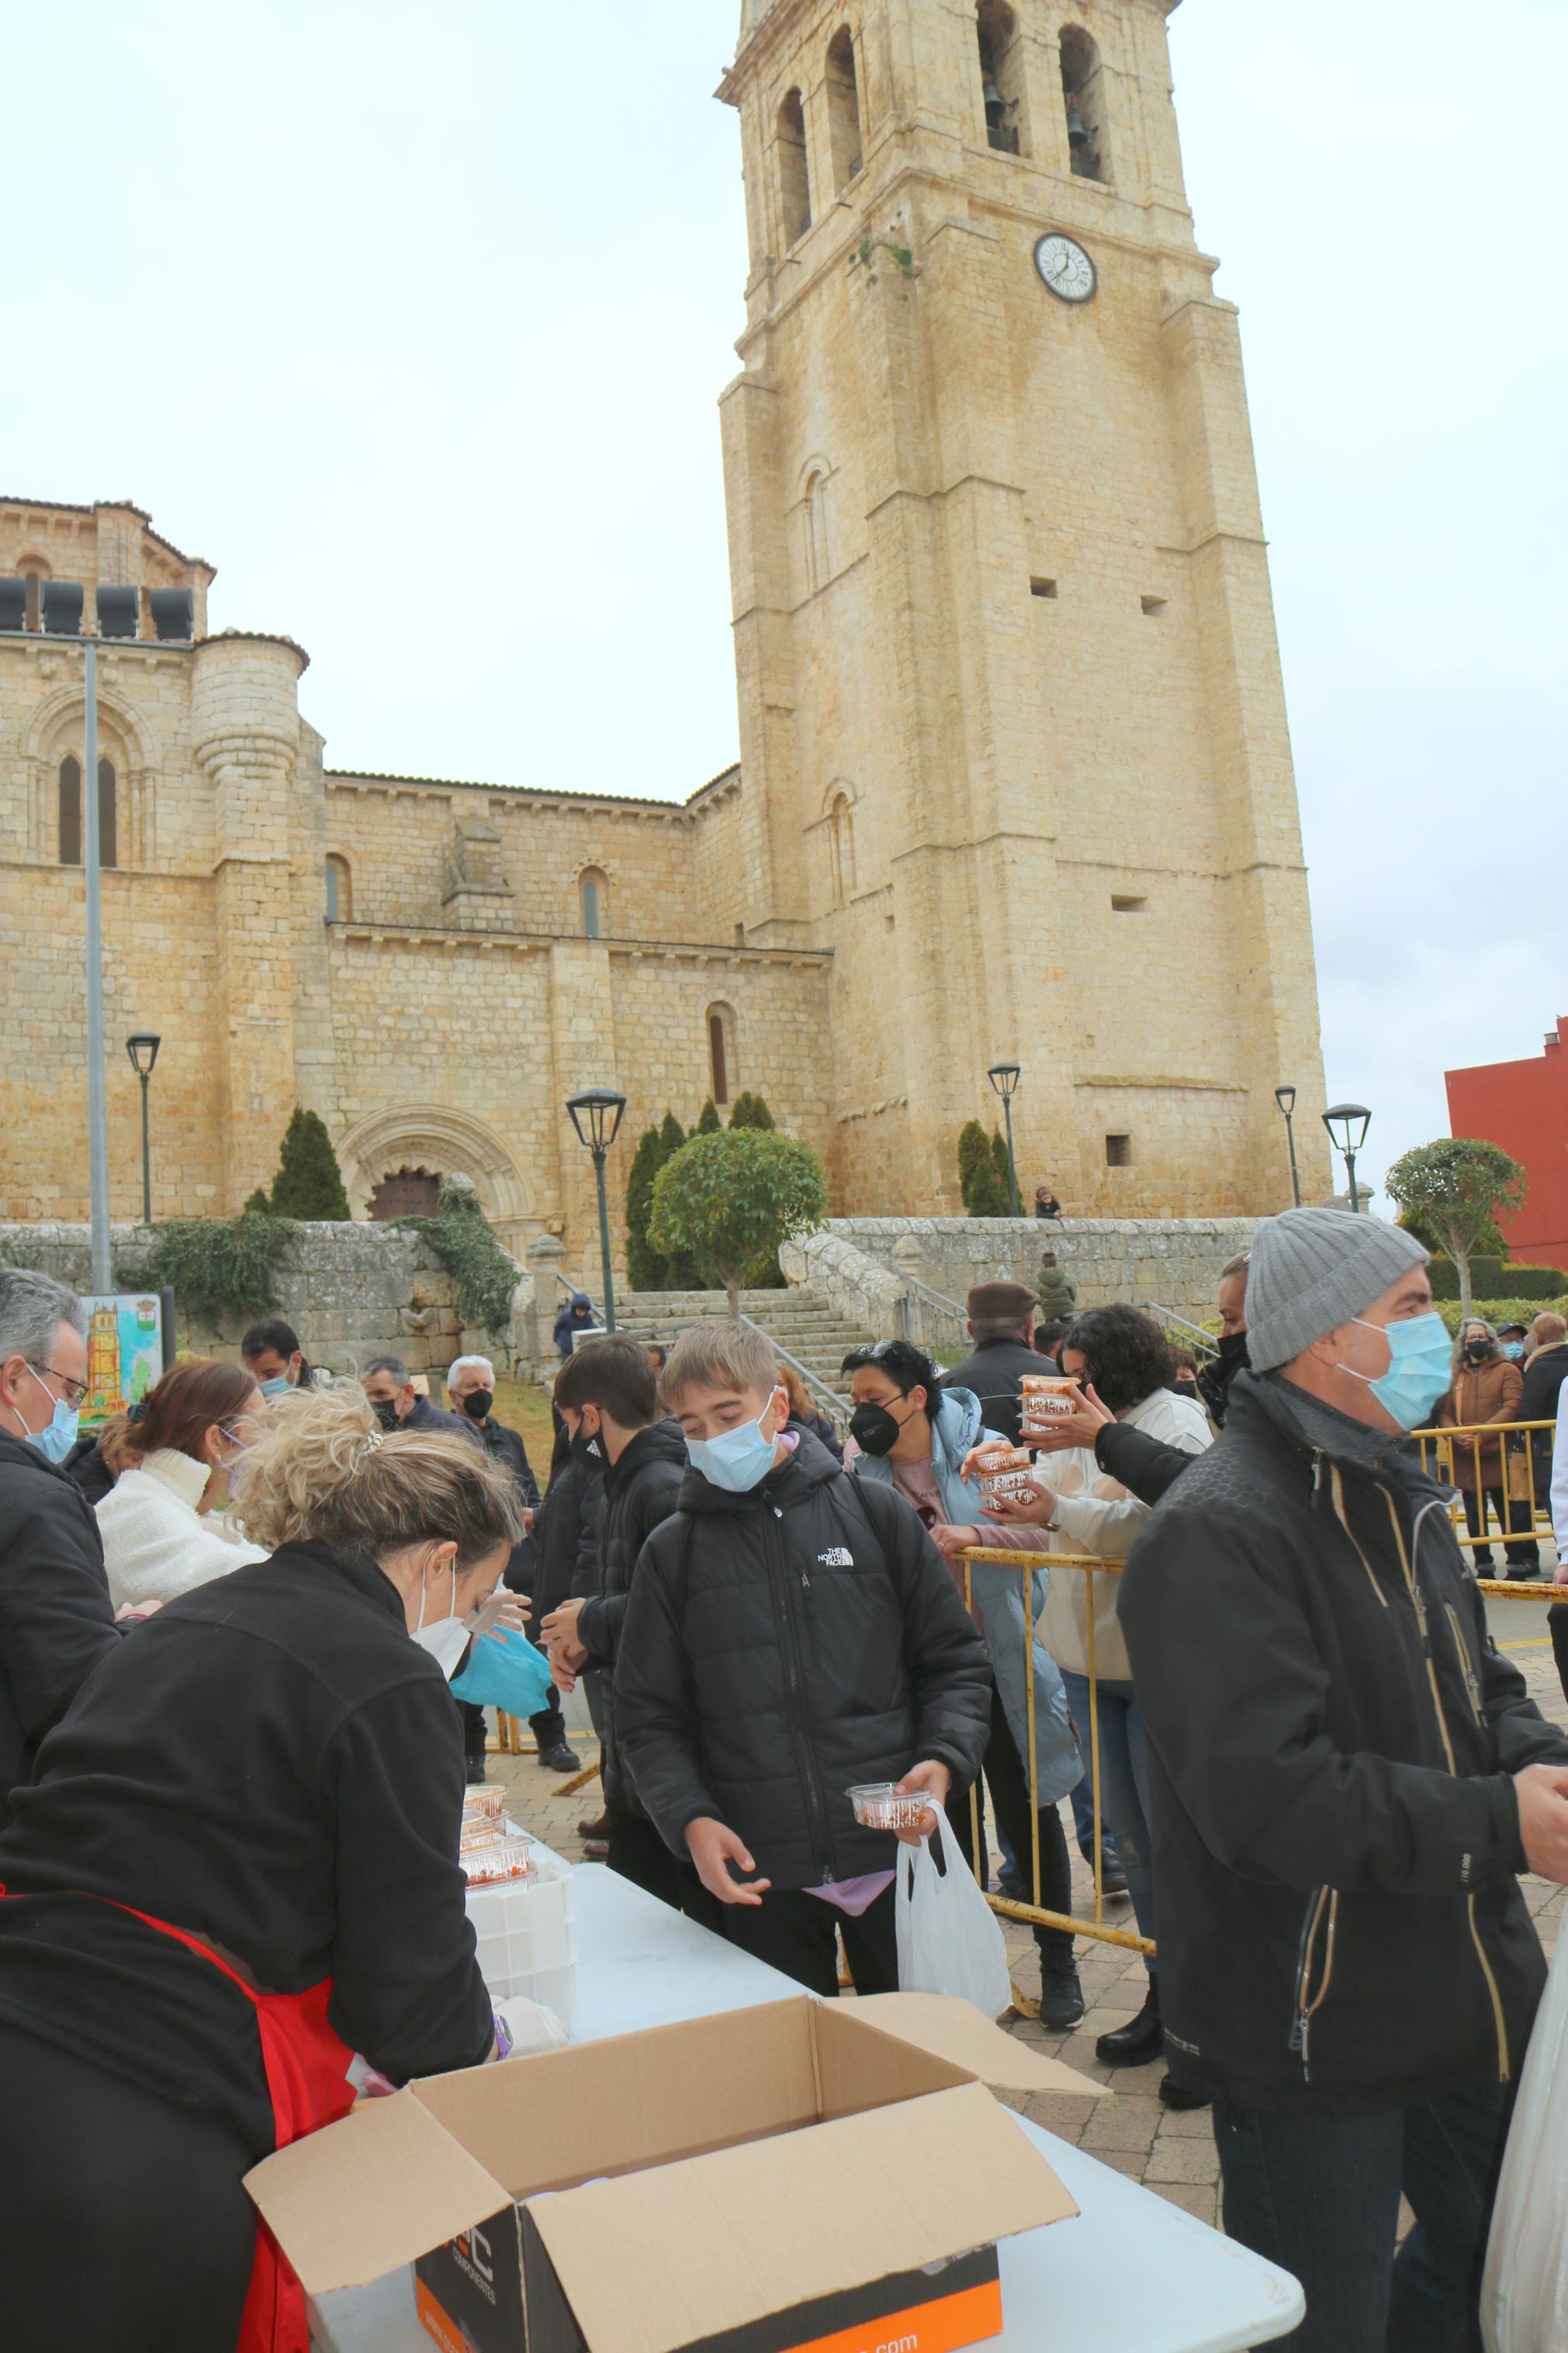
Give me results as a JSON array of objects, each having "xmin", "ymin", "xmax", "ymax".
[
  {"xmin": 624, "ymin": 1126, "xmax": 669, "ymax": 1292},
  {"xmin": 267, "ymin": 1107, "xmax": 351, "ymax": 1219},
  {"xmin": 728, "ymin": 1091, "xmax": 777, "ymax": 1131},
  {"xmin": 696, "ymin": 1099, "xmax": 723, "ymax": 1135}
]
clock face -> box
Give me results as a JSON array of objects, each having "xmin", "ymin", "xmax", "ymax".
[{"xmin": 1033, "ymin": 233, "xmax": 1097, "ymax": 303}]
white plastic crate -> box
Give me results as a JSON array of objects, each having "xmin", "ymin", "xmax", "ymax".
[{"xmin": 466, "ymin": 1837, "xmax": 577, "ymax": 2029}]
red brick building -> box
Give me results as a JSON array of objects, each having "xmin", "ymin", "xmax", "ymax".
[{"xmin": 1445, "ymin": 1018, "xmax": 1568, "ymax": 1267}]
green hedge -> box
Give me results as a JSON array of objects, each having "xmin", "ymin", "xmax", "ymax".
[
  {"xmin": 1435, "ymin": 1298, "xmax": 1568, "ymax": 1336},
  {"xmin": 1428, "ymin": 1257, "xmax": 1567, "ymax": 1301}
]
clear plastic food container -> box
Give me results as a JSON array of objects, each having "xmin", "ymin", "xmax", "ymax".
[
  {"xmin": 463, "ymin": 1835, "xmax": 534, "ymax": 1887},
  {"xmin": 846, "ymin": 1783, "xmax": 938, "ymax": 1831},
  {"xmin": 1020, "ymin": 1375, "xmax": 1082, "ymax": 1427},
  {"xmin": 978, "ymin": 1469, "xmax": 1037, "ymax": 1505}
]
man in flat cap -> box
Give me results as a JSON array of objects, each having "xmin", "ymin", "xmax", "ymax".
[
  {"xmin": 1121, "ymin": 1205, "xmax": 1568, "ymax": 2351},
  {"xmin": 944, "ymin": 1280, "xmax": 1044, "ymax": 1444}
]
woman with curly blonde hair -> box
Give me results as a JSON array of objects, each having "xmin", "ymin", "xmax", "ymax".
[{"xmin": 0, "ymin": 1381, "xmax": 532, "ymax": 2353}]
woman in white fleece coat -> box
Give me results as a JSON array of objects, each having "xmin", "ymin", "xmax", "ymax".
[{"xmin": 96, "ymin": 1360, "xmax": 269, "ymax": 1611}]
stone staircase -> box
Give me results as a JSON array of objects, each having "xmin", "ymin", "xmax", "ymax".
[{"xmin": 610, "ymin": 1288, "xmax": 877, "ymax": 1404}]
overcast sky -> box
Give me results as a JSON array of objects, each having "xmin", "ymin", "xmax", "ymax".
[{"xmin": 7, "ymin": 2, "xmax": 1563, "ymax": 1203}]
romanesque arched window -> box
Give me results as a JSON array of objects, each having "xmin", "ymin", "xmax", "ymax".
[
  {"xmin": 580, "ymin": 867, "xmax": 607, "ymax": 939},
  {"xmin": 326, "ymin": 855, "xmax": 351, "ymax": 922},
  {"xmin": 708, "ymin": 1003, "xmax": 737, "ymax": 1107},
  {"xmin": 778, "ymin": 88, "xmax": 812, "ymax": 244},
  {"xmin": 1060, "ymin": 24, "xmax": 1111, "ymax": 182},
  {"xmin": 98, "ymin": 759, "xmax": 117, "ymax": 868},
  {"xmin": 826, "ymin": 26, "xmax": 863, "ymax": 189},
  {"xmin": 56, "ymin": 755, "xmax": 116, "ymax": 867},
  {"xmin": 977, "ymin": 1, "xmax": 1029, "ymax": 156},
  {"xmin": 19, "ymin": 556, "xmax": 49, "ymax": 632},
  {"xmin": 828, "ymin": 792, "xmax": 856, "ymax": 909}
]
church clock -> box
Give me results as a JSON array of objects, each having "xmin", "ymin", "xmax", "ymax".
[{"xmin": 1033, "ymin": 233, "xmax": 1097, "ymax": 303}]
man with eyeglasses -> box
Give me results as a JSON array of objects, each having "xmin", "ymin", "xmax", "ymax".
[{"xmin": 0, "ymin": 1268, "xmax": 119, "ymax": 1807}]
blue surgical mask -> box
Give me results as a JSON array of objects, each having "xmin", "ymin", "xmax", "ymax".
[
  {"xmin": 1502, "ymin": 1343, "xmax": 1525, "ymax": 1363},
  {"xmin": 12, "ymin": 1369, "xmax": 81, "ymax": 1466},
  {"xmin": 686, "ymin": 1394, "xmax": 784, "ymax": 1494},
  {"xmin": 259, "ymin": 1374, "xmax": 291, "ymax": 1397},
  {"xmin": 1344, "ymin": 1312, "xmax": 1454, "ymax": 1432}
]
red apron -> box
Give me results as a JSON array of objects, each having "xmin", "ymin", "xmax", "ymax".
[{"xmin": 112, "ymin": 1904, "xmax": 358, "ymax": 2353}]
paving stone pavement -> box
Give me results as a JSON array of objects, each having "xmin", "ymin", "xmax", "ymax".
[{"xmin": 483, "ymin": 1601, "xmax": 1568, "ymax": 2240}]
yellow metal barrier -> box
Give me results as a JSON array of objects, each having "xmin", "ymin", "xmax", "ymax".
[
  {"xmin": 1412, "ymin": 1417, "xmax": 1559, "ymax": 1561},
  {"xmin": 957, "ymin": 1547, "xmax": 1155, "ymax": 1960}
]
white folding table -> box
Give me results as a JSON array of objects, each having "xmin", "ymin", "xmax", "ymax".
[{"xmin": 310, "ymin": 1863, "xmax": 1304, "ymax": 2353}]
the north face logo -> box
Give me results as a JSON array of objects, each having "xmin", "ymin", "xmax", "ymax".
[{"xmin": 817, "ymin": 1547, "xmax": 854, "ymax": 1568}]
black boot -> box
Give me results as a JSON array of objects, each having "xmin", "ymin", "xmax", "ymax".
[
  {"xmin": 464, "ymin": 1752, "xmax": 488, "ymax": 1786},
  {"xmin": 1037, "ymin": 1947, "xmax": 1085, "ymax": 2032},
  {"xmin": 1158, "ymin": 2074, "xmax": 1210, "ymax": 2110},
  {"xmin": 1095, "ymin": 1977, "xmax": 1163, "ymax": 2066}
]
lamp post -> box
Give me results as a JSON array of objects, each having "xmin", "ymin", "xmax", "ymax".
[
  {"xmin": 126, "ymin": 1034, "xmax": 161, "ymax": 1224},
  {"xmin": 987, "ymin": 1062, "xmax": 1023, "ymax": 1218},
  {"xmin": 1274, "ymin": 1083, "xmax": 1301, "ymax": 1208},
  {"xmin": 1322, "ymin": 1101, "xmax": 1372, "ymax": 1216},
  {"xmin": 82, "ymin": 639, "xmax": 112, "ymax": 1294},
  {"xmin": 566, "ymin": 1086, "xmax": 628, "ymax": 1333}
]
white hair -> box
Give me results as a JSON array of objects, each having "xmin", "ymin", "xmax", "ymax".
[
  {"xmin": 0, "ymin": 1267, "xmax": 87, "ymax": 1364},
  {"xmin": 447, "ymin": 1355, "xmax": 495, "ymax": 1388}
]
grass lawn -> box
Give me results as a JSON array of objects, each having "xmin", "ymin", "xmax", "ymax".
[{"xmin": 476, "ymin": 1371, "xmax": 558, "ymax": 1478}]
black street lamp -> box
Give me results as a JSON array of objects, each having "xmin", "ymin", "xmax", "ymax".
[
  {"xmin": 566, "ymin": 1086, "xmax": 628, "ymax": 1332},
  {"xmin": 1322, "ymin": 1101, "xmax": 1372, "ymax": 1216},
  {"xmin": 126, "ymin": 1033, "xmax": 161, "ymax": 1224},
  {"xmin": 987, "ymin": 1062, "xmax": 1023, "ymax": 1218},
  {"xmin": 1274, "ymin": 1083, "xmax": 1302, "ymax": 1208}
]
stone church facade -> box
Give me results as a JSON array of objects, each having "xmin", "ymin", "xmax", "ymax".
[{"xmin": 0, "ymin": 0, "xmax": 1325, "ymax": 1267}]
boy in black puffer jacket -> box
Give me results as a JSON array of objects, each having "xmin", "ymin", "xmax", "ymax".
[
  {"xmin": 615, "ymin": 1321, "xmax": 991, "ymax": 1995},
  {"xmin": 542, "ymin": 1337, "xmax": 702, "ymax": 1913}
]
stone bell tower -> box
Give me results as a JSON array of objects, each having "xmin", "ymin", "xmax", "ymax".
[{"xmin": 716, "ymin": 0, "xmax": 1327, "ymax": 1216}]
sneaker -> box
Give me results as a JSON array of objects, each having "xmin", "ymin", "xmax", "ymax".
[
  {"xmin": 1036, "ymin": 1953, "xmax": 1085, "ymax": 2032},
  {"xmin": 1159, "ymin": 2075, "xmax": 1210, "ymax": 2111},
  {"xmin": 538, "ymin": 1743, "xmax": 581, "ymax": 1773},
  {"xmin": 1095, "ymin": 1984, "xmax": 1163, "ymax": 2066}
]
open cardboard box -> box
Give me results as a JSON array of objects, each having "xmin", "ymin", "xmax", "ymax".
[{"xmin": 248, "ymin": 1993, "xmax": 1101, "ymax": 2353}]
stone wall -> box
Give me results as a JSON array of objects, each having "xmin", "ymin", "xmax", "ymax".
[
  {"xmin": 0, "ymin": 1220, "xmax": 521, "ymax": 1377},
  {"xmin": 791, "ymin": 1215, "xmax": 1260, "ymax": 1329}
]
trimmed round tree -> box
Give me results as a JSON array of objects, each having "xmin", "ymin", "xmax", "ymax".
[
  {"xmin": 1383, "ymin": 1138, "xmax": 1527, "ymax": 1323},
  {"xmin": 649, "ymin": 1130, "xmax": 828, "ymax": 1320}
]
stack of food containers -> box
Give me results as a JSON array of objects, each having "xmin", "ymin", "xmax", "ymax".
[{"xmin": 461, "ymin": 1788, "xmax": 578, "ymax": 2028}]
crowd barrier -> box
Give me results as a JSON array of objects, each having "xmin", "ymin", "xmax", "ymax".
[{"xmin": 1413, "ymin": 1416, "xmax": 1559, "ymax": 1564}]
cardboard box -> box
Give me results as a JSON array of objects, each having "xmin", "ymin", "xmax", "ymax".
[{"xmin": 249, "ymin": 1994, "xmax": 1097, "ymax": 2353}]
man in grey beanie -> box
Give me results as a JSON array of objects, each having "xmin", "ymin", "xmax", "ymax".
[{"xmin": 1120, "ymin": 1207, "xmax": 1568, "ymax": 2353}]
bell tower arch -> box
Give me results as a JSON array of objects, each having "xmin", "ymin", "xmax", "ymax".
[{"xmin": 716, "ymin": 1, "xmax": 1326, "ymax": 1215}]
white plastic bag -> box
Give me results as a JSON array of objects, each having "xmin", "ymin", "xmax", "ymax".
[
  {"xmin": 1482, "ymin": 1932, "xmax": 1568, "ymax": 2352},
  {"xmin": 894, "ymin": 1805, "xmax": 1012, "ymax": 2020}
]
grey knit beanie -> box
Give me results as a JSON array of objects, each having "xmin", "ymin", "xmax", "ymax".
[{"xmin": 1244, "ymin": 1208, "xmax": 1430, "ymax": 1373}]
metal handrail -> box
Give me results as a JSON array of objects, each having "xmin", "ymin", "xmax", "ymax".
[
  {"xmin": 1141, "ymin": 1303, "xmax": 1220, "ymax": 1361},
  {"xmin": 895, "ymin": 1274, "xmax": 971, "ymax": 1364},
  {"xmin": 739, "ymin": 1313, "xmax": 851, "ymax": 1429}
]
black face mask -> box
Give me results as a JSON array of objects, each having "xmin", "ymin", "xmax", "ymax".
[
  {"xmin": 1464, "ymin": 1342, "xmax": 1490, "ymax": 1363},
  {"xmin": 372, "ymin": 1400, "xmax": 400, "ymax": 1433},
  {"xmin": 461, "ymin": 1390, "xmax": 493, "ymax": 1421},
  {"xmin": 850, "ymin": 1401, "xmax": 905, "ymax": 1458},
  {"xmin": 1217, "ymin": 1331, "xmax": 1249, "ymax": 1374}
]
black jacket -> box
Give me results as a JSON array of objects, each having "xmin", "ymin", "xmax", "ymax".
[
  {"xmin": 1095, "ymin": 1419, "xmax": 1195, "ymax": 1508},
  {"xmin": 469, "ymin": 1414, "xmax": 541, "ymax": 1585},
  {"xmin": 1516, "ymin": 1343, "xmax": 1568, "ymax": 1484},
  {"xmin": 0, "ymin": 1539, "xmax": 493, "ymax": 2147},
  {"xmin": 0, "ymin": 1429, "xmax": 120, "ymax": 1810},
  {"xmin": 576, "ymin": 1420, "xmax": 688, "ymax": 1815},
  {"xmin": 516, "ymin": 1435, "xmax": 604, "ymax": 1624},
  {"xmin": 943, "ymin": 1336, "xmax": 1042, "ymax": 1446},
  {"xmin": 1120, "ymin": 1372, "xmax": 1568, "ymax": 2115},
  {"xmin": 403, "ymin": 1395, "xmax": 480, "ymax": 1442},
  {"xmin": 63, "ymin": 1431, "xmax": 116, "ymax": 1507},
  {"xmin": 615, "ymin": 1434, "xmax": 991, "ymax": 1889}
]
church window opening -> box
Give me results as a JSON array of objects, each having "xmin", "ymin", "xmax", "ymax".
[
  {"xmin": 976, "ymin": 2, "xmax": 1028, "ymax": 156},
  {"xmin": 1141, "ymin": 594, "xmax": 1167, "ymax": 615},
  {"xmin": 1105, "ymin": 1132, "xmax": 1132, "ymax": 1168},
  {"xmin": 708, "ymin": 1003, "xmax": 737, "ymax": 1107},
  {"xmin": 803, "ymin": 469, "xmax": 829, "ymax": 594},
  {"xmin": 369, "ymin": 1166, "xmax": 443, "ymax": 1221},
  {"xmin": 1060, "ymin": 25, "xmax": 1111, "ymax": 182},
  {"xmin": 778, "ymin": 88, "xmax": 812, "ymax": 244},
  {"xmin": 1111, "ymin": 895, "xmax": 1147, "ymax": 913},
  {"xmin": 57, "ymin": 755, "xmax": 116, "ymax": 868},
  {"xmin": 1030, "ymin": 576, "xmax": 1058, "ymax": 599},
  {"xmin": 20, "ymin": 557, "xmax": 50, "ymax": 632},
  {"xmin": 826, "ymin": 27, "xmax": 863, "ymax": 189},
  {"xmin": 828, "ymin": 792, "xmax": 856, "ymax": 909},
  {"xmin": 326, "ymin": 855, "xmax": 351, "ymax": 922},
  {"xmin": 580, "ymin": 867, "xmax": 607, "ymax": 939}
]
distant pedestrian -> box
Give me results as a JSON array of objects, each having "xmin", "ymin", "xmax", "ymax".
[
  {"xmin": 445, "ymin": 1355, "xmax": 544, "ymax": 1785},
  {"xmin": 1034, "ymin": 1316, "xmax": 1068, "ymax": 1364},
  {"xmin": 1034, "ymin": 1249, "xmax": 1076, "ymax": 1321},
  {"xmin": 1435, "ymin": 1319, "xmax": 1532, "ymax": 1572},
  {"xmin": 240, "ymin": 1317, "xmax": 313, "ymax": 1397},
  {"xmin": 0, "ymin": 1269, "xmax": 120, "ymax": 1809},
  {"xmin": 1033, "ymin": 1185, "xmax": 1063, "ymax": 1221},
  {"xmin": 362, "ymin": 1356, "xmax": 477, "ymax": 1440},
  {"xmin": 1196, "ymin": 1251, "xmax": 1250, "ymax": 1426},
  {"xmin": 95, "ymin": 1361, "xmax": 269, "ymax": 1610},
  {"xmin": 553, "ymin": 1292, "xmax": 600, "ymax": 1362},
  {"xmin": 778, "ymin": 1362, "xmax": 842, "ymax": 1461},
  {"xmin": 1170, "ymin": 1349, "xmax": 1203, "ymax": 1403},
  {"xmin": 943, "ymin": 1280, "xmax": 1044, "ymax": 1446}
]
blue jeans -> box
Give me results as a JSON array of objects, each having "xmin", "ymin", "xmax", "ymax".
[
  {"xmin": 1213, "ymin": 2082, "xmax": 1514, "ymax": 2352},
  {"xmin": 1059, "ymin": 1672, "xmax": 1154, "ymax": 1949}
]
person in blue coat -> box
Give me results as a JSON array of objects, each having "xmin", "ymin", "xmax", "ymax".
[
  {"xmin": 844, "ymin": 1339, "xmax": 1085, "ymax": 2028},
  {"xmin": 552, "ymin": 1293, "xmax": 600, "ymax": 1362}
]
